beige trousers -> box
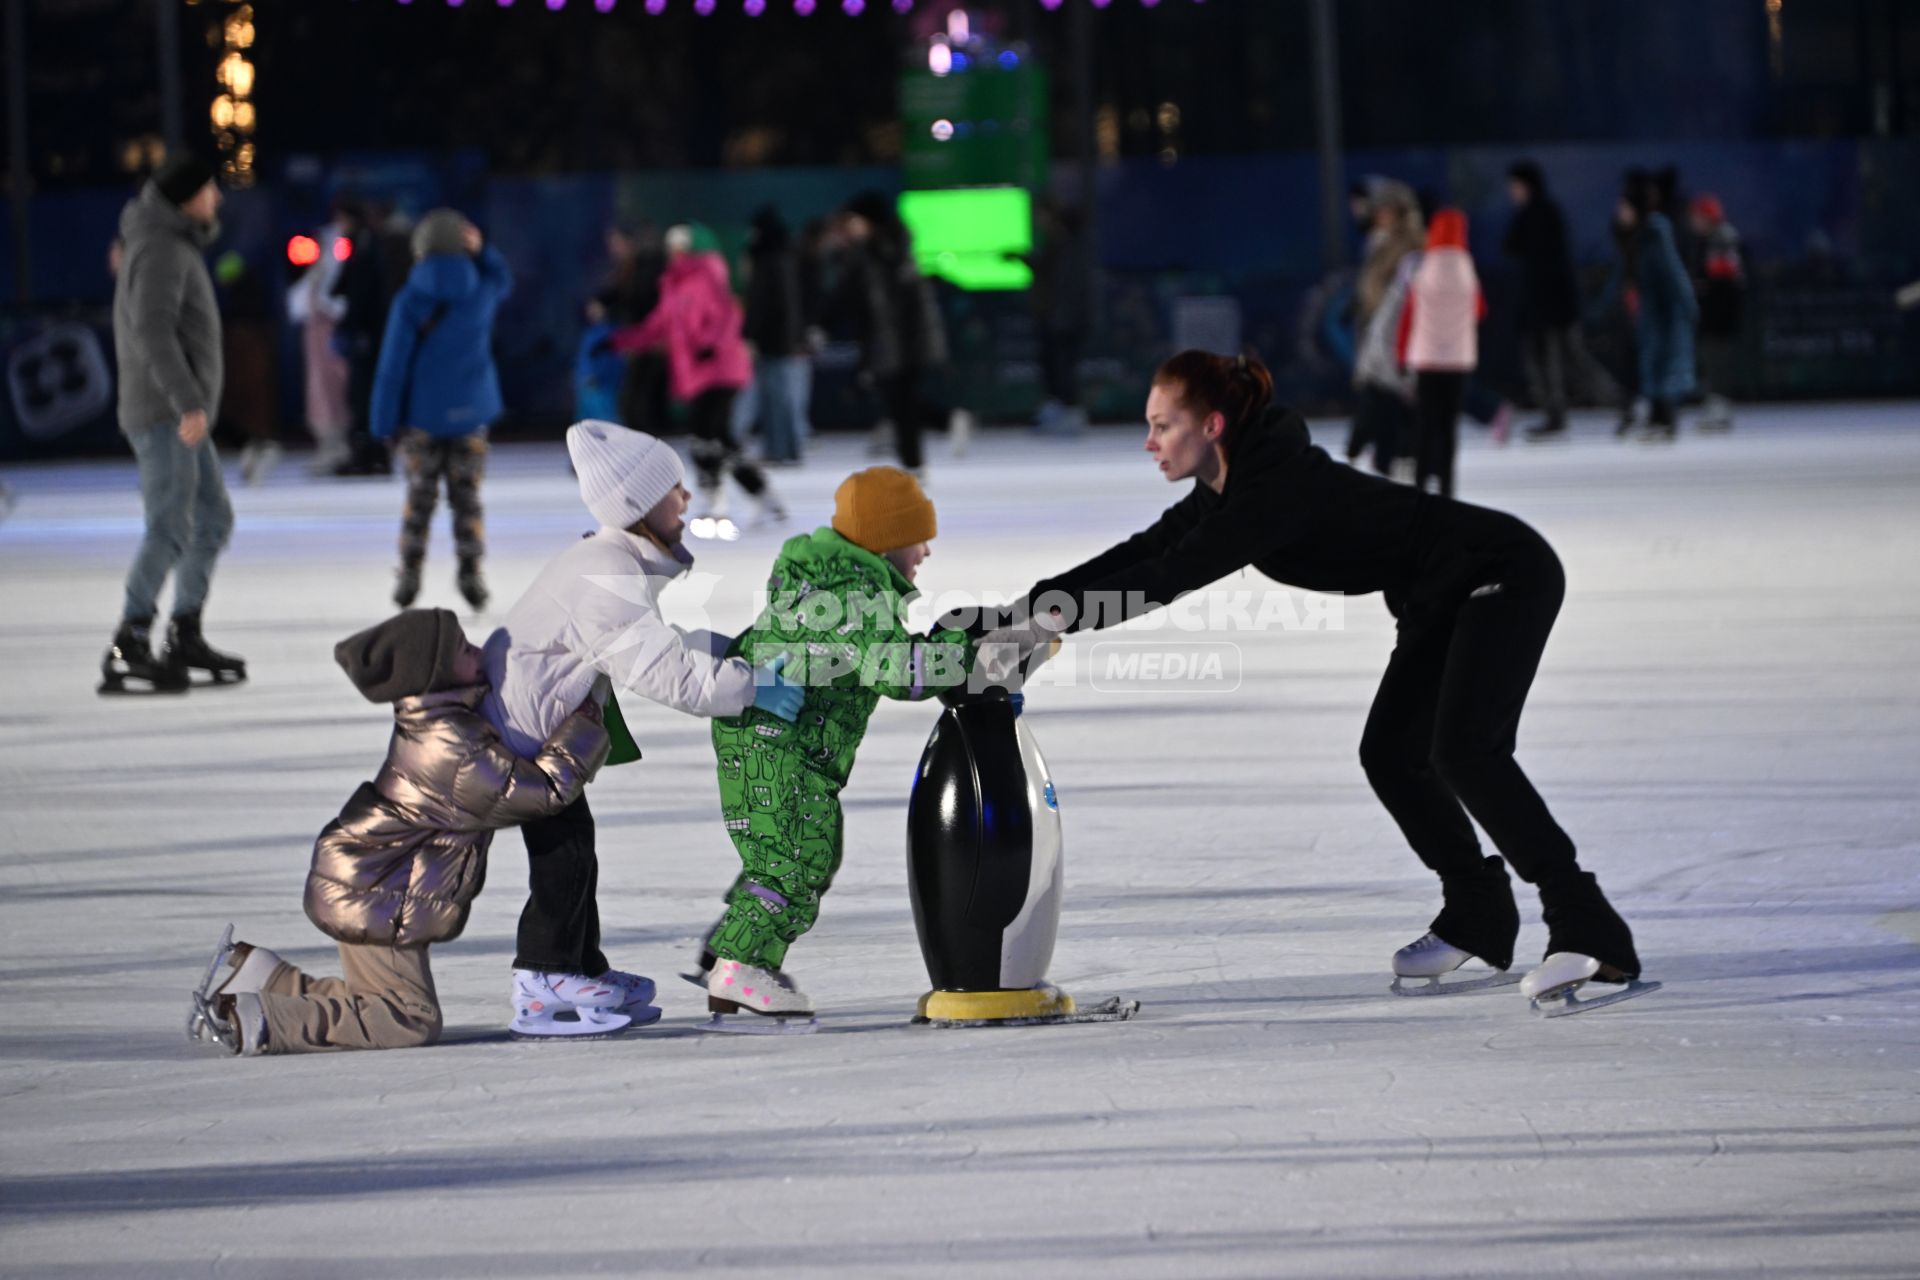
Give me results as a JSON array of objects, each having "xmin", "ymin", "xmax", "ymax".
[{"xmin": 256, "ymin": 942, "xmax": 442, "ymax": 1054}]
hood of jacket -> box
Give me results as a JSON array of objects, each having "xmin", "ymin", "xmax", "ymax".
[
  {"xmin": 305, "ymin": 686, "xmax": 605, "ymax": 947},
  {"xmin": 779, "ymin": 526, "xmax": 916, "ymax": 600},
  {"xmin": 619, "ymin": 527, "xmax": 697, "ymax": 581},
  {"xmin": 121, "ymin": 182, "xmax": 219, "ymax": 250},
  {"xmin": 407, "ymin": 253, "xmax": 482, "ymax": 303},
  {"xmin": 662, "ymin": 250, "xmax": 730, "ymax": 292}
]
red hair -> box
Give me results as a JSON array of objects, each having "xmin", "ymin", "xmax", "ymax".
[{"xmin": 1151, "ymin": 350, "xmax": 1275, "ymax": 457}]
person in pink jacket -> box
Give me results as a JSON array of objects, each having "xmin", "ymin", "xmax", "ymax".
[
  {"xmin": 1396, "ymin": 208, "xmax": 1485, "ymax": 498},
  {"xmin": 610, "ymin": 224, "xmax": 783, "ymax": 538}
]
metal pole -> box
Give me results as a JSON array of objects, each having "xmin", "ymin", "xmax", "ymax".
[
  {"xmin": 1068, "ymin": 0, "xmax": 1097, "ymax": 319},
  {"xmin": 6, "ymin": 0, "xmax": 28, "ymax": 304},
  {"xmin": 156, "ymin": 0, "xmax": 183, "ymax": 153},
  {"xmin": 1306, "ymin": 0, "xmax": 1346, "ymax": 273}
]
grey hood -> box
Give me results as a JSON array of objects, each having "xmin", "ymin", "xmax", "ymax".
[{"xmin": 112, "ymin": 182, "xmax": 224, "ymax": 430}]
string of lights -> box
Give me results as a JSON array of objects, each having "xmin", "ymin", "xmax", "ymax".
[
  {"xmin": 210, "ymin": 1, "xmax": 258, "ymax": 188},
  {"xmin": 388, "ymin": 0, "xmax": 1202, "ymax": 11}
]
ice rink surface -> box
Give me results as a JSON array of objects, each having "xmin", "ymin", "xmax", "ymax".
[{"xmin": 2, "ymin": 406, "xmax": 1918, "ymax": 1279}]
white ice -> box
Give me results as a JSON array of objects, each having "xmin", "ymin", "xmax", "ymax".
[{"xmin": 2, "ymin": 407, "xmax": 1918, "ymax": 1278}]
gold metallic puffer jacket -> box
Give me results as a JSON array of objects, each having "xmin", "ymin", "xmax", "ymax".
[{"xmin": 303, "ymin": 686, "xmax": 609, "ymax": 947}]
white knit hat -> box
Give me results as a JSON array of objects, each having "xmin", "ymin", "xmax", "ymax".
[{"xmin": 566, "ymin": 420, "xmax": 685, "ymax": 531}]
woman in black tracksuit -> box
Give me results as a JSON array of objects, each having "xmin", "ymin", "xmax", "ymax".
[{"xmin": 1009, "ymin": 350, "xmax": 1640, "ymax": 988}]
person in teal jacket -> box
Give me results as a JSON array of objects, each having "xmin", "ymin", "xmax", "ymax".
[{"xmin": 701, "ymin": 467, "xmax": 973, "ymax": 1024}]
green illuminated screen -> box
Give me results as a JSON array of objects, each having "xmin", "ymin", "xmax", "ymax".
[{"xmin": 898, "ymin": 187, "xmax": 1033, "ymax": 292}]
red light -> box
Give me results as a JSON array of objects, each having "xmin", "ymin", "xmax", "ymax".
[
  {"xmin": 332, "ymin": 236, "xmax": 353, "ymax": 262},
  {"xmin": 287, "ymin": 235, "xmax": 321, "ymax": 267}
]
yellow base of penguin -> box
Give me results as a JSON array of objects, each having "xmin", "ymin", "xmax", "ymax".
[{"xmin": 914, "ymin": 984, "xmax": 1139, "ymax": 1028}]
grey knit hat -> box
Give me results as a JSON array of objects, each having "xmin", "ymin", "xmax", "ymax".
[
  {"xmin": 334, "ymin": 609, "xmax": 468, "ymax": 703},
  {"xmin": 411, "ymin": 208, "xmax": 472, "ymax": 259}
]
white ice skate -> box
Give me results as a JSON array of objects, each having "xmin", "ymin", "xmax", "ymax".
[
  {"xmin": 594, "ymin": 968, "xmax": 664, "ymax": 1028},
  {"xmin": 679, "ymin": 944, "xmax": 717, "ymax": 991},
  {"xmin": 1521, "ymin": 952, "xmax": 1661, "ymax": 1018},
  {"xmin": 689, "ymin": 490, "xmax": 741, "ymax": 542},
  {"xmin": 218, "ymin": 944, "xmax": 284, "ymax": 998},
  {"xmin": 509, "ymin": 970, "xmax": 634, "ymax": 1040},
  {"xmin": 702, "ymin": 959, "xmax": 818, "ymax": 1034},
  {"xmin": 1389, "ymin": 932, "xmax": 1521, "ymax": 996}
]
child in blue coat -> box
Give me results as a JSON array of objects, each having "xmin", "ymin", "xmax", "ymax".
[{"xmin": 371, "ymin": 208, "xmax": 513, "ymax": 610}]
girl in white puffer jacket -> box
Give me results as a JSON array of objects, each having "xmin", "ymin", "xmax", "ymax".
[{"xmin": 476, "ymin": 421, "xmax": 804, "ymax": 1037}]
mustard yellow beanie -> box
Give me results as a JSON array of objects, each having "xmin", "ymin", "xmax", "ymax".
[{"xmin": 831, "ymin": 466, "xmax": 936, "ymax": 554}]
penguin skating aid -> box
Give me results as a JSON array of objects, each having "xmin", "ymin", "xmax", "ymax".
[{"xmin": 905, "ymin": 690, "xmax": 1138, "ymax": 1029}]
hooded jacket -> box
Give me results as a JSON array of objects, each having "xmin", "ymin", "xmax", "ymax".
[
  {"xmin": 369, "ymin": 245, "xmax": 513, "ymax": 440},
  {"xmin": 1355, "ymin": 180, "xmax": 1425, "ymax": 325},
  {"xmin": 1501, "ymin": 164, "xmax": 1581, "ymax": 332},
  {"xmin": 609, "ymin": 251, "xmax": 753, "ymax": 402},
  {"xmin": 1023, "ymin": 405, "xmax": 1554, "ymax": 633},
  {"xmin": 1625, "ymin": 212, "xmax": 1699, "ymax": 402},
  {"xmin": 742, "ymin": 210, "xmax": 807, "ymax": 356},
  {"xmin": 717, "ymin": 528, "xmax": 971, "ymax": 786},
  {"xmin": 304, "ymin": 686, "xmax": 609, "ymax": 947},
  {"xmin": 1398, "ymin": 211, "xmax": 1486, "ymax": 373},
  {"xmin": 481, "ymin": 527, "xmax": 758, "ymax": 761},
  {"xmin": 112, "ymin": 182, "xmax": 223, "ymax": 431}
]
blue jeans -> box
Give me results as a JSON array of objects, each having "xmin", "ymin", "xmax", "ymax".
[
  {"xmin": 736, "ymin": 355, "xmax": 813, "ymax": 462},
  {"xmin": 123, "ymin": 425, "xmax": 234, "ymax": 622}
]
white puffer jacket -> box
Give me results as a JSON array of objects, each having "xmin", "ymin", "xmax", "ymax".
[{"xmin": 481, "ymin": 528, "xmax": 757, "ymax": 759}]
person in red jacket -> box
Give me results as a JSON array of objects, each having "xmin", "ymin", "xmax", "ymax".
[
  {"xmin": 1396, "ymin": 209, "xmax": 1486, "ymax": 498},
  {"xmin": 610, "ymin": 224, "xmax": 784, "ymax": 538}
]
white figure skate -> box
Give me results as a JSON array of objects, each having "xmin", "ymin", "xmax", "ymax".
[
  {"xmin": 1521, "ymin": 951, "xmax": 1661, "ymax": 1018},
  {"xmin": 1390, "ymin": 931, "xmax": 1520, "ymax": 996},
  {"xmin": 702, "ymin": 959, "xmax": 818, "ymax": 1034},
  {"xmin": 509, "ymin": 970, "xmax": 634, "ymax": 1040}
]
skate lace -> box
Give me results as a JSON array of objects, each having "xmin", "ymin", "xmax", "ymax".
[{"xmin": 1405, "ymin": 932, "xmax": 1453, "ymax": 956}]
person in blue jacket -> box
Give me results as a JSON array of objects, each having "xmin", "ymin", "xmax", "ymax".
[
  {"xmin": 1607, "ymin": 171, "xmax": 1697, "ymax": 440},
  {"xmin": 371, "ymin": 208, "xmax": 512, "ymax": 609}
]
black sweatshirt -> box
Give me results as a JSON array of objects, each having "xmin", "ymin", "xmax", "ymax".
[{"xmin": 1024, "ymin": 406, "xmax": 1552, "ymax": 633}]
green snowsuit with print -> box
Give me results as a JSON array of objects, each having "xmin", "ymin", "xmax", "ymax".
[{"xmin": 709, "ymin": 527, "xmax": 972, "ymax": 969}]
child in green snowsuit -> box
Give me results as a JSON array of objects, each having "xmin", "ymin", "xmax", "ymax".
[{"xmin": 705, "ymin": 467, "xmax": 971, "ymax": 1008}]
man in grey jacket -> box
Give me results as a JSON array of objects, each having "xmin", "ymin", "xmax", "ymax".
[{"xmin": 102, "ymin": 154, "xmax": 247, "ymax": 695}]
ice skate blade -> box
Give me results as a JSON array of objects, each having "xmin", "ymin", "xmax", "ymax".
[
  {"xmin": 186, "ymin": 924, "xmax": 236, "ymax": 1040},
  {"xmin": 508, "ymin": 1008, "xmax": 635, "ymax": 1040},
  {"xmin": 702, "ymin": 1012, "xmax": 819, "ymax": 1035},
  {"xmin": 1531, "ymin": 979, "xmax": 1662, "ymax": 1018},
  {"xmin": 915, "ymin": 997, "xmax": 1143, "ymax": 1029},
  {"xmin": 1390, "ymin": 970, "xmax": 1521, "ymax": 997},
  {"xmin": 187, "ymin": 992, "xmax": 239, "ymax": 1053},
  {"xmin": 185, "ymin": 669, "xmax": 247, "ymax": 688},
  {"xmin": 99, "ymin": 675, "xmax": 189, "ymax": 696}
]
